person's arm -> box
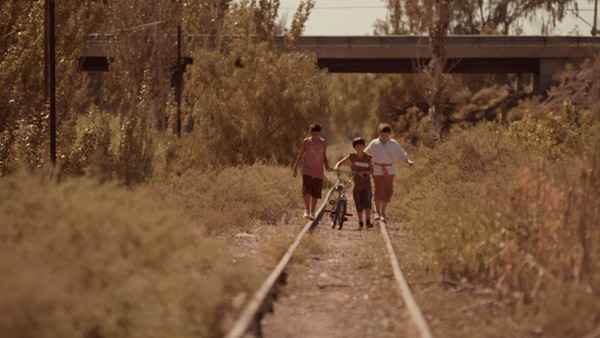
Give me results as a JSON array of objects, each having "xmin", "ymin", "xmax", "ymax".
[
  {"xmin": 364, "ymin": 140, "xmax": 375, "ymax": 156},
  {"xmin": 323, "ymin": 141, "xmax": 332, "ymax": 172},
  {"xmin": 292, "ymin": 141, "xmax": 305, "ymax": 177},
  {"xmin": 334, "ymin": 154, "xmax": 351, "ymax": 170},
  {"xmin": 396, "ymin": 142, "xmax": 414, "ymax": 166},
  {"xmin": 368, "ymin": 156, "xmax": 375, "ymax": 175}
]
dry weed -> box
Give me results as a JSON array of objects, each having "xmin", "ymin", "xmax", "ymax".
[
  {"xmin": 393, "ymin": 119, "xmax": 600, "ymax": 337},
  {"xmin": 391, "ymin": 95, "xmax": 600, "ymax": 333},
  {"xmin": 294, "ymin": 233, "xmax": 326, "ymax": 265},
  {"xmin": 0, "ymin": 174, "xmax": 262, "ymax": 338},
  {"xmin": 353, "ymin": 233, "xmax": 387, "ymax": 272},
  {"xmin": 154, "ymin": 164, "xmax": 299, "ymax": 234}
]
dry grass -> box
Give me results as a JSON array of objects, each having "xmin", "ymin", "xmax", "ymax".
[
  {"xmin": 388, "ymin": 57, "xmax": 600, "ymax": 335},
  {"xmin": 352, "ymin": 232, "xmax": 387, "ymax": 272},
  {"xmin": 0, "ymin": 172, "xmax": 301, "ymax": 338},
  {"xmin": 261, "ymin": 227, "xmax": 326, "ymax": 268},
  {"xmin": 154, "ymin": 164, "xmax": 300, "ymax": 234},
  {"xmin": 262, "ymin": 230, "xmax": 296, "ymax": 268},
  {"xmin": 392, "ymin": 123, "xmax": 600, "ymax": 335},
  {"xmin": 294, "ymin": 233, "xmax": 326, "ymax": 265}
]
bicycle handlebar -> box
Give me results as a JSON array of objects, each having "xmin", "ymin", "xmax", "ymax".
[{"xmin": 332, "ymin": 168, "xmax": 371, "ymax": 177}]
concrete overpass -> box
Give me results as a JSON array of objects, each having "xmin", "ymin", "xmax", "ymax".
[{"xmin": 80, "ymin": 35, "xmax": 600, "ymax": 94}]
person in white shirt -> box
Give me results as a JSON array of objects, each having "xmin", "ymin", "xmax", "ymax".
[{"xmin": 365, "ymin": 123, "xmax": 414, "ymax": 222}]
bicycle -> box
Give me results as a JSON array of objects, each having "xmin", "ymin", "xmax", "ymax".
[{"xmin": 325, "ymin": 170, "xmax": 353, "ymax": 230}]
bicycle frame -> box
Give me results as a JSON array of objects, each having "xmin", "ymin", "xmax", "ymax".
[{"xmin": 325, "ymin": 171, "xmax": 353, "ymax": 230}]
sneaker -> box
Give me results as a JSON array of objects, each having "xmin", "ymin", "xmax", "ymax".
[
  {"xmin": 366, "ymin": 219, "xmax": 373, "ymax": 229},
  {"xmin": 310, "ymin": 212, "xmax": 316, "ymax": 220},
  {"xmin": 358, "ymin": 221, "xmax": 364, "ymax": 230},
  {"xmin": 373, "ymin": 214, "xmax": 381, "ymax": 221},
  {"xmin": 380, "ymin": 216, "xmax": 386, "ymax": 223},
  {"xmin": 303, "ymin": 210, "xmax": 310, "ymax": 219}
]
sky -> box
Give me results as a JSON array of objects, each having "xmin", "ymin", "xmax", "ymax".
[{"xmin": 277, "ymin": 0, "xmax": 598, "ymax": 36}]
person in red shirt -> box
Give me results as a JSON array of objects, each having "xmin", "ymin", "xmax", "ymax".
[{"xmin": 292, "ymin": 123, "xmax": 332, "ymax": 219}]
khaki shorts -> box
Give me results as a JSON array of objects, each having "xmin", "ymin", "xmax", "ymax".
[{"xmin": 373, "ymin": 175, "xmax": 394, "ymax": 203}]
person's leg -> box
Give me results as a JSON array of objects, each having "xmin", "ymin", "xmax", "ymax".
[
  {"xmin": 375, "ymin": 201, "xmax": 383, "ymax": 218},
  {"xmin": 373, "ymin": 176, "xmax": 384, "ymax": 219},
  {"xmin": 309, "ymin": 177, "xmax": 323, "ymax": 218},
  {"xmin": 311, "ymin": 198, "xmax": 318, "ymax": 217},
  {"xmin": 365, "ymin": 189, "xmax": 373, "ymax": 228},
  {"xmin": 358, "ymin": 210, "xmax": 365, "ymax": 229},
  {"xmin": 303, "ymin": 194, "xmax": 311, "ymax": 213},
  {"xmin": 353, "ymin": 189, "xmax": 365, "ymax": 229},
  {"xmin": 381, "ymin": 176, "xmax": 394, "ymax": 221},
  {"xmin": 302, "ymin": 175, "xmax": 312, "ymax": 218},
  {"xmin": 381, "ymin": 202, "xmax": 388, "ymax": 220}
]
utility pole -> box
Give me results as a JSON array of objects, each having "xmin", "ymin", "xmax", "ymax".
[
  {"xmin": 46, "ymin": 0, "xmax": 57, "ymax": 164},
  {"xmin": 175, "ymin": 25, "xmax": 183, "ymax": 138},
  {"xmin": 593, "ymin": 0, "xmax": 598, "ymax": 36},
  {"xmin": 44, "ymin": 0, "xmax": 48, "ymax": 99}
]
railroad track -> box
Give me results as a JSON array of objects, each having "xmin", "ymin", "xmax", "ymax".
[{"xmin": 225, "ymin": 184, "xmax": 433, "ymax": 338}]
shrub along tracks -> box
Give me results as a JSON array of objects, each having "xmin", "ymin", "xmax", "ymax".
[{"xmin": 225, "ymin": 188, "xmax": 431, "ymax": 338}]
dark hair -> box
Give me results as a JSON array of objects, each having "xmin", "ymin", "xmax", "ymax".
[
  {"xmin": 309, "ymin": 123, "xmax": 322, "ymax": 133},
  {"xmin": 352, "ymin": 137, "xmax": 366, "ymax": 148},
  {"xmin": 378, "ymin": 123, "xmax": 392, "ymax": 133}
]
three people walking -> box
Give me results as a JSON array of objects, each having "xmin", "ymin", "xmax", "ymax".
[{"xmin": 294, "ymin": 122, "xmax": 413, "ymax": 226}]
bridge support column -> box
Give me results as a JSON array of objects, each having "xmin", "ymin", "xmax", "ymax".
[
  {"xmin": 84, "ymin": 72, "xmax": 104, "ymax": 106},
  {"xmin": 534, "ymin": 58, "xmax": 568, "ymax": 95}
]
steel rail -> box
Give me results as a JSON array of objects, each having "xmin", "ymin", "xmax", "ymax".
[
  {"xmin": 225, "ymin": 186, "xmax": 336, "ymax": 338},
  {"xmin": 379, "ymin": 221, "xmax": 434, "ymax": 338}
]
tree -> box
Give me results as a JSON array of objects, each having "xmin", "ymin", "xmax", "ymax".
[
  {"xmin": 0, "ymin": 0, "xmax": 107, "ymax": 173},
  {"xmin": 427, "ymin": 0, "xmax": 451, "ymax": 138},
  {"xmin": 375, "ymin": 0, "xmax": 578, "ymax": 139},
  {"xmin": 288, "ymin": 0, "xmax": 315, "ymax": 40},
  {"xmin": 380, "ymin": 0, "xmax": 576, "ymax": 35}
]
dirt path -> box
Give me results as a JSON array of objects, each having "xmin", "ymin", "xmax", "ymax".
[{"xmin": 261, "ymin": 219, "xmax": 419, "ymax": 338}]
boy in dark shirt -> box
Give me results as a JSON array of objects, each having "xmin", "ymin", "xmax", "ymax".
[{"xmin": 334, "ymin": 137, "xmax": 374, "ymax": 230}]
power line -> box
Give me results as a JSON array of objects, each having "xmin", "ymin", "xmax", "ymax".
[
  {"xmin": 116, "ymin": 20, "xmax": 165, "ymax": 33},
  {"xmin": 280, "ymin": 5, "xmax": 597, "ymax": 12},
  {"xmin": 568, "ymin": 6, "xmax": 594, "ymax": 28},
  {"xmin": 281, "ymin": 5, "xmax": 386, "ymax": 10}
]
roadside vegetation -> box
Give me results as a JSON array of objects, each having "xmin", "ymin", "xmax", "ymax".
[
  {"xmin": 1, "ymin": 1, "xmax": 313, "ymax": 337},
  {"xmin": 0, "ymin": 174, "xmax": 262, "ymax": 338},
  {"xmin": 3, "ymin": 0, "xmax": 600, "ymax": 337},
  {"xmin": 392, "ymin": 57, "xmax": 600, "ymax": 336}
]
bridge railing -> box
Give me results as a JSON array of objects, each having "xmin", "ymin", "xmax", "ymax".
[
  {"xmin": 83, "ymin": 34, "xmax": 600, "ymax": 58},
  {"xmin": 290, "ymin": 35, "xmax": 600, "ymax": 47}
]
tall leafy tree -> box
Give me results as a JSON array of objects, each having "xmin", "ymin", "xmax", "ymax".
[
  {"xmin": 376, "ymin": 0, "xmax": 578, "ymax": 138},
  {"xmin": 0, "ymin": 0, "xmax": 106, "ymax": 172},
  {"xmin": 380, "ymin": 0, "xmax": 576, "ymax": 35}
]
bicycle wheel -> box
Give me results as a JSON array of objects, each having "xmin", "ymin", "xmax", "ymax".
[
  {"xmin": 331, "ymin": 200, "xmax": 340, "ymax": 228},
  {"xmin": 331, "ymin": 210, "xmax": 338, "ymax": 228},
  {"xmin": 337, "ymin": 199, "xmax": 347, "ymax": 230}
]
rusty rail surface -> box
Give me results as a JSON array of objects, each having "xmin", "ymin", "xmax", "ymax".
[
  {"xmin": 379, "ymin": 221, "xmax": 433, "ymax": 338},
  {"xmin": 225, "ymin": 186, "xmax": 335, "ymax": 338}
]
